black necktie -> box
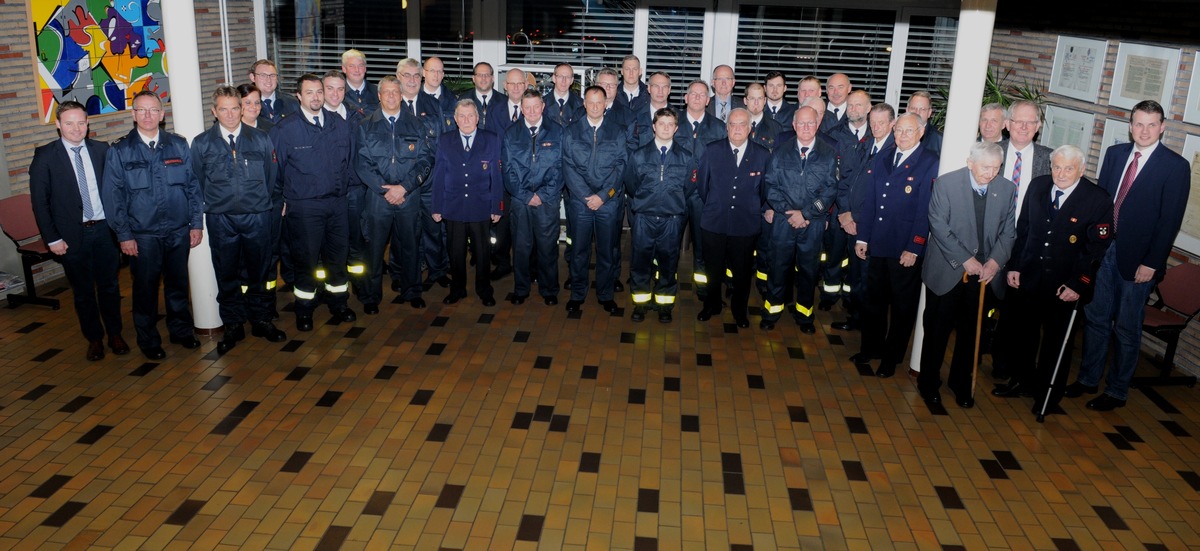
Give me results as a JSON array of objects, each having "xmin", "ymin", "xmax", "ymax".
[
  {"xmin": 403, "ymin": 100, "xmax": 413, "ymax": 114},
  {"xmin": 227, "ymin": 133, "xmax": 235, "ymax": 150},
  {"xmin": 894, "ymin": 151, "xmax": 902, "ymax": 168},
  {"xmin": 750, "ymin": 121, "xmax": 757, "ymax": 135},
  {"xmin": 512, "ymin": 105, "xmax": 519, "ymax": 122},
  {"xmin": 148, "ymin": 140, "xmax": 155, "ymax": 149},
  {"xmin": 388, "ymin": 116, "xmax": 396, "ymax": 127},
  {"xmin": 871, "ymin": 144, "xmax": 878, "ymax": 156},
  {"xmin": 660, "ymin": 145, "xmax": 668, "ymax": 164},
  {"xmin": 692, "ymin": 121, "xmax": 699, "ymax": 138},
  {"xmin": 800, "ymin": 146, "xmax": 809, "ymax": 170},
  {"xmin": 313, "ymin": 115, "xmax": 321, "ymax": 128},
  {"xmin": 1052, "ymin": 189, "xmax": 1063, "ymax": 213},
  {"xmin": 770, "ymin": 105, "xmax": 777, "ymax": 116},
  {"xmin": 464, "ymin": 135, "xmax": 472, "ymax": 152},
  {"xmin": 733, "ymin": 148, "xmax": 740, "ymax": 167},
  {"xmin": 262, "ymin": 98, "xmax": 273, "ymax": 118}
]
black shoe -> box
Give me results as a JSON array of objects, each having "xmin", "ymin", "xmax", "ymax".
[
  {"xmin": 799, "ymin": 323, "xmax": 816, "ymax": 334},
  {"xmin": 489, "ymin": 266, "xmax": 513, "ymax": 281},
  {"xmin": 735, "ymin": 317, "xmax": 750, "ymax": 329},
  {"xmin": 390, "ymin": 280, "xmax": 403, "ymax": 292},
  {"xmin": 435, "ymin": 275, "xmax": 451, "ymax": 288},
  {"xmin": 922, "ymin": 393, "xmax": 942, "ymax": 406},
  {"xmin": 697, "ymin": 308, "xmax": 715, "ymax": 321},
  {"xmin": 818, "ymin": 298, "xmax": 836, "ymax": 311},
  {"xmin": 566, "ymin": 300, "xmax": 583, "ymax": 313},
  {"xmin": 631, "ymin": 307, "xmax": 646, "ymax": 322},
  {"xmin": 169, "ymin": 335, "xmax": 201, "ymax": 349},
  {"xmin": 849, "ymin": 353, "xmax": 874, "ymax": 365},
  {"xmin": 363, "ymin": 303, "xmax": 380, "ymax": 315},
  {"xmin": 410, "ymin": 298, "xmax": 426, "ymax": 309},
  {"xmin": 481, "ymin": 296, "xmax": 497, "ymax": 307},
  {"xmin": 1086, "ymin": 394, "xmax": 1126, "ymax": 411},
  {"xmin": 600, "ymin": 300, "xmax": 618, "ymax": 313},
  {"xmin": 511, "ymin": 294, "xmax": 528, "ymax": 305},
  {"xmin": 443, "ymin": 292, "xmax": 466, "ymax": 305},
  {"xmin": 956, "ymin": 395, "xmax": 976, "ymax": 408},
  {"xmin": 224, "ymin": 323, "xmax": 246, "ymax": 342},
  {"xmin": 109, "ymin": 334, "xmax": 130, "ymax": 355},
  {"xmin": 992, "ymin": 382, "xmax": 1034, "ymax": 398},
  {"xmin": 296, "ymin": 315, "xmax": 314, "ymax": 332},
  {"xmin": 86, "ymin": 340, "xmax": 105, "ymax": 361},
  {"xmin": 659, "ymin": 310, "xmax": 672, "ymax": 323},
  {"xmin": 614, "ymin": 281, "xmax": 625, "ymax": 292},
  {"xmin": 251, "ymin": 321, "xmax": 287, "ymax": 342},
  {"xmin": 876, "ymin": 364, "xmax": 896, "ymax": 378},
  {"xmin": 141, "ymin": 347, "xmax": 166, "ymax": 360},
  {"xmin": 331, "ymin": 308, "xmax": 357, "ymax": 323},
  {"xmin": 831, "ymin": 320, "xmax": 858, "ymax": 331},
  {"xmin": 759, "ymin": 319, "xmax": 775, "ymax": 330},
  {"xmin": 1063, "ymin": 381, "xmax": 1099, "ymax": 398},
  {"xmin": 543, "ymin": 296, "xmax": 559, "ymax": 306},
  {"xmin": 217, "ymin": 336, "xmax": 237, "ymax": 354}
]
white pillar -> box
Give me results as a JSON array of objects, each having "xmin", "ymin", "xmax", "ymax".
[
  {"xmin": 162, "ymin": 0, "xmax": 222, "ymax": 332},
  {"xmin": 909, "ymin": 0, "xmax": 997, "ymax": 372},
  {"xmin": 253, "ymin": 0, "xmax": 268, "ymax": 59}
]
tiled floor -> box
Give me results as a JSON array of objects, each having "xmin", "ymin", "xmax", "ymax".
[{"xmin": 1, "ymin": 257, "xmax": 1199, "ymax": 550}]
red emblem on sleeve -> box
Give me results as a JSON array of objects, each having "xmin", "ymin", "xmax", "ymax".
[{"xmin": 913, "ymin": 235, "xmax": 926, "ymax": 245}]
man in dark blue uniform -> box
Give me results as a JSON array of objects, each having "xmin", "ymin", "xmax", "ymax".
[
  {"xmin": 907, "ymin": 91, "xmax": 942, "ymax": 156},
  {"xmin": 483, "ymin": 68, "xmax": 530, "ymax": 282},
  {"xmin": 321, "ymin": 69, "xmax": 370, "ymax": 305},
  {"xmin": 760, "ymin": 106, "xmax": 838, "ymax": 332},
  {"xmin": 819, "ymin": 89, "xmax": 872, "ymax": 312},
  {"xmin": 192, "ymin": 85, "xmax": 287, "ymax": 353},
  {"xmin": 616, "ymin": 55, "xmax": 649, "ymax": 114},
  {"xmin": 680, "ymin": 80, "xmax": 728, "ymax": 303},
  {"xmin": 707, "ymin": 65, "xmax": 743, "ymax": 122},
  {"xmin": 628, "ymin": 72, "xmax": 674, "ymax": 152},
  {"xmin": 624, "ymin": 108, "xmax": 697, "ymax": 323},
  {"xmin": 562, "ymin": 86, "xmax": 629, "ymax": 314},
  {"xmin": 430, "ymin": 100, "xmax": 504, "ymax": 307},
  {"xmin": 819, "ymin": 73, "xmax": 851, "ymax": 135},
  {"xmin": 463, "ymin": 62, "xmax": 507, "ymax": 133},
  {"xmin": 764, "ymin": 71, "xmax": 796, "ymax": 126},
  {"xmin": 503, "ymin": 90, "xmax": 564, "ymax": 305},
  {"xmin": 248, "ymin": 59, "xmax": 298, "ymax": 124},
  {"xmin": 416, "ymin": 56, "xmax": 458, "ymax": 290},
  {"xmin": 356, "ymin": 73, "xmax": 436, "ymax": 314},
  {"xmin": 270, "ymin": 73, "xmax": 357, "ymax": 331},
  {"xmin": 595, "ymin": 69, "xmax": 633, "ymax": 130},
  {"xmin": 341, "ymin": 49, "xmax": 379, "ymax": 117},
  {"xmin": 102, "ymin": 90, "xmax": 204, "ymax": 359},
  {"xmin": 744, "ymin": 83, "xmax": 784, "ymax": 152},
  {"xmin": 544, "ymin": 63, "xmax": 584, "ymax": 128}
]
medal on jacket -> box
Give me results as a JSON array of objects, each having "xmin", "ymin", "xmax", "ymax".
[
  {"xmin": 481, "ymin": 161, "xmax": 489, "ymax": 171},
  {"xmin": 408, "ymin": 143, "xmax": 415, "ymax": 151},
  {"xmin": 904, "ymin": 185, "xmax": 912, "ymax": 194},
  {"xmin": 1069, "ymin": 235, "xmax": 1077, "ymax": 243}
]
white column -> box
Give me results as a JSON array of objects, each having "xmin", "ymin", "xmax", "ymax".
[
  {"xmin": 162, "ymin": 0, "xmax": 222, "ymax": 332},
  {"xmin": 253, "ymin": 0, "xmax": 268, "ymax": 59},
  {"xmin": 473, "ymin": 0, "xmax": 507, "ymax": 67},
  {"xmin": 909, "ymin": 0, "xmax": 997, "ymax": 372}
]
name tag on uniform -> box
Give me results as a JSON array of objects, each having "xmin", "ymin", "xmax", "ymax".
[
  {"xmin": 164, "ymin": 158, "xmax": 184, "ymax": 165},
  {"xmin": 749, "ymin": 172, "xmax": 761, "ymax": 177},
  {"xmin": 542, "ymin": 142, "xmax": 554, "ymax": 147}
]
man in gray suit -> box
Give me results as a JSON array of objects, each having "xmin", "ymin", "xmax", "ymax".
[{"xmin": 918, "ymin": 142, "xmax": 1017, "ymax": 408}]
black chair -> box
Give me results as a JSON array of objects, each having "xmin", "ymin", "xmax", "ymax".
[
  {"xmin": 0, "ymin": 194, "xmax": 60, "ymax": 309},
  {"xmin": 1132, "ymin": 261, "xmax": 1200, "ymax": 388}
]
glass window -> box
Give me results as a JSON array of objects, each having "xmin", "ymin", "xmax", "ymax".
[
  {"xmin": 901, "ymin": 15, "xmax": 959, "ymax": 106},
  {"xmin": 421, "ymin": 0, "xmax": 474, "ymax": 81},
  {"xmin": 506, "ymin": 0, "xmax": 636, "ymax": 82},
  {"xmin": 268, "ymin": 0, "xmax": 409, "ymax": 87}
]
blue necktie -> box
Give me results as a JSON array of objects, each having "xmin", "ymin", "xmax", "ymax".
[
  {"xmin": 72, "ymin": 145, "xmax": 93, "ymax": 220},
  {"xmin": 660, "ymin": 145, "xmax": 668, "ymax": 164}
]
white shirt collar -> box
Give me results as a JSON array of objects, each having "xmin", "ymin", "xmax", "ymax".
[
  {"xmin": 138, "ymin": 130, "xmax": 161, "ymax": 147},
  {"xmin": 654, "ymin": 138, "xmax": 673, "ymax": 150},
  {"xmin": 218, "ymin": 124, "xmax": 242, "ymax": 141}
]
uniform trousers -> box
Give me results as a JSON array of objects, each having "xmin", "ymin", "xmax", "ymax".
[
  {"xmin": 490, "ymin": 192, "xmax": 513, "ymax": 272},
  {"xmin": 762, "ymin": 219, "xmax": 824, "ymax": 322},
  {"xmin": 345, "ymin": 185, "xmax": 368, "ymax": 298},
  {"xmin": 446, "ymin": 219, "xmax": 493, "ymax": 300},
  {"xmin": 208, "ymin": 211, "xmax": 275, "ymax": 325},
  {"xmin": 567, "ymin": 196, "xmax": 622, "ymax": 302},
  {"xmin": 286, "ymin": 197, "xmax": 350, "ymax": 316},
  {"xmin": 701, "ymin": 229, "xmax": 757, "ymax": 319},
  {"xmin": 1007, "ymin": 284, "xmax": 1081, "ymax": 406},
  {"xmin": 129, "ymin": 228, "xmax": 193, "ymax": 349},
  {"xmin": 418, "ymin": 186, "xmax": 449, "ymax": 281},
  {"xmin": 510, "ymin": 198, "xmax": 561, "ymax": 298},
  {"xmin": 860, "ymin": 256, "xmax": 923, "ymax": 365},
  {"xmin": 629, "ymin": 214, "xmax": 683, "ymax": 308},
  {"xmin": 842, "ymin": 244, "xmax": 868, "ymax": 324},
  {"xmin": 820, "ymin": 214, "xmax": 849, "ymax": 301},
  {"xmin": 685, "ymin": 193, "xmax": 707, "ymax": 297},
  {"xmin": 61, "ymin": 220, "xmax": 123, "ymax": 341},
  {"xmin": 363, "ymin": 191, "xmax": 422, "ymax": 305}
]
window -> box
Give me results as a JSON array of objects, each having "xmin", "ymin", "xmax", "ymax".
[
  {"xmin": 646, "ymin": 6, "xmax": 706, "ymax": 100},
  {"xmin": 900, "ymin": 15, "xmax": 958, "ymax": 104},
  {"xmin": 421, "ymin": 0, "xmax": 474, "ymax": 81},
  {"xmin": 268, "ymin": 0, "xmax": 409, "ymax": 87},
  {"xmin": 506, "ymin": 0, "xmax": 636, "ymax": 80}
]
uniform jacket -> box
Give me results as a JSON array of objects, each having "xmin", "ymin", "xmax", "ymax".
[
  {"xmin": 191, "ymin": 124, "xmax": 279, "ymax": 214},
  {"xmin": 29, "ymin": 138, "xmax": 109, "ymax": 247},
  {"xmin": 544, "ymin": 91, "xmax": 584, "ymax": 128},
  {"xmin": 764, "ymin": 136, "xmax": 838, "ymax": 222},
  {"xmin": 921, "ymin": 125, "xmax": 943, "ymax": 156},
  {"xmin": 562, "ymin": 117, "xmax": 628, "ymax": 204},
  {"xmin": 768, "ymin": 100, "xmax": 796, "ymax": 126},
  {"xmin": 697, "ymin": 139, "xmax": 769, "ymax": 236},
  {"xmin": 430, "ymin": 129, "xmax": 504, "ymax": 222},
  {"xmin": 344, "ymin": 80, "xmax": 380, "ymax": 118},
  {"xmin": 838, "ymin": 135, "xmax": 894, "ymax": 222},
  {"xmin": 490, "ymin": 100, "xmax": 524, "ymax": 136},
  {"xmin": 855, "ymin": 141, "xmax": 937, "ymax": 259},
  {"xmin": 1096, "ymin": 141, "xmax": 1190, "ymax": 280},
  {"xmin": 354, "ymin": 109, "xmax": 436, "ymax": 197},
  {"xmin": 923, "ymin": 167, "xmax": 1017, "ymax": 296},
  {"xmin": 615, "ymin": 81, "xmax": 649, "ymax": 113},
  {"xmin": 102, "ymin": 129, "xmax": 203, "ymax": 241},
  {"xmin": 269, "ymin": 108, "xmax": 352, "ymax": 202},
  {"xmin": 749, "ymin": 116, "xmax": 785, "ymax": 152},
  {"xmin": 460, "ymin": 89, "xmax": 508, "ymax": 132},
  {"xmin": 999, "ymin": 139, "xmax": 1053, "ymax": 183},
  {"xmin": 603, "ymin": 102, "xmax": 634, "ymax": 130},
  {"xmin": 827, "ymin": 123, "xmax": 871, "ymax": 209},
  {"xmin": 628, "ymin": 105, "xmax": 673, "ymax": 152},
  {"xmin": 818, "ymin": 106, "xmax": 847, "ymax": 135},
  {"xmin": 1010, "ymin": 175, "xmax": 1113, "ymax": 298},
  {"xmin": 503, "ymin": 119, "xmax": 564, "ymax": 205},
  {"xmin": 261, "ymin": 93, "xmax": 299, "ymax": 123},
  {"xmin": 676, "ymin": 113, "xmax": 728, "ymax": 159},
  {"xmin": 624, "ymin": 140, "xmax": 698, "ymax": 216},
  {"xmin": 419, "ymin": 85, "xmax": 460, "ymax": 136},
  {"xmin": 706, "ymin": 94, "xmax": 745, "ymax": 120}
]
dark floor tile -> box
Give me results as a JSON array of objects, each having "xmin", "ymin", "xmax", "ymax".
[
  {"xmin": 746, "ymin": 375, "xmax": 765, "ymax": 389},
  {"xmin": 634, "ymin": 537, "xmax": 658, "ymax": 551},
  {"xmin": 426, "ymin": 342, "xmax": 446, "ymax": 356},
  {"xmin": 723, "ymin": 323, "xmax": 738, "ymax": 334},
  {"xmin": 549, "ymin": 415, "xmax": 570, "ymax": 432},
  {"xmin": 696, "ymin": 353, "xmax": 712, "ymax": 366},
  {"xmin": 534, "ymin": 356, "xmax": 552, "ymax": 370},
  {"xmin": 681, "ymin": 415, "xmax": 700, "ymax": 433},
  {"xmin": 314, "ymin": 525, "xmax": 351, "ymax": 551},
  {"xmin": 410, "ymin": 389, "xmax": 434, "ymax": 406},
  {"xmin": 533, "ymin": 405, "xmax": 554, "ymax": 422},
  {"xmin": 1161, "ymin": 420, "xmax": 1190, "ymax": 437},
  {"xmin": 941, "ymin": 545, "xmax": 968, "ymax": 551},
  {"xmin": 19, "ymin": 384, "xmax": 54, "ymax": 401},
  {"xmin": 431, "ymin": 316, "xmax": 449, "ymax": 327},
  {"xmin": 788, "ymin": 488, "xmax": 813, "ymax": 511},
  {"xmin": 579, "ymin": 452, "xmax": 601, "ymax": 473},
  {"xmin": 664, "ymin": 377, "xmax": 680, "ymax": 392},
  {"xmin": 427, "ymin": 423, "xmax": 453, "ymax": 442},
  {"xmin": 620, "ymin": 332, "xmax": 636, "ymax": 344},
  {"xmin": 76, "ymin": 424, "xmax": 113, "ymax": 445},
  {"xmin": 363, "ymin": 490, "xmax": 395, "ymax": 515},
  {"xmin": 343, "ymin": 327, "xmax": 364, "ymax": 339},
  {"xmin": 513, "ymin": 331, "xmax": 530, "ymax": 343},
  {"xmin": 1137, "ymin": 387, "xmax": 1180, "ymax": 415},
  {"xmin": 637, "ymin": 488, "xmax": 659, "ymax": 513},
  {"xmin": 511, "ymin": 412, "xmax": 533, "ymax": 430},
  {"xmin": 843, "ymin": 460, "xmax": 868, "ymax": 482},
  {"xmin": 1143, "ymin": 543, "xmax": 1170, "ymax": 551},
  {"xmin": 30, "ymin": 474, "xmax": 72, "ymax": 499},
  {"xmin": 280, "ymin": 340, "xmax": 303, "ymax": 353},
  {"xmin": 1104, "ymin": 433, "xmax": 1135, "ymax": 451},
  {"xmin": 165, "ymin": 499, "xmax": 206, "ymax": 526},
  {"xmin": 935, "ymin": 486, "xmax": 965, "ymax": 509},
  {"xmin": 979, "ymin": 459, "xmax": 1009, "ymax": 480},
  {"xmin": 375, "ymin": 365, "xmax": 398, "ymax": 380},
  {"xmin": 723, "ymin": 472, "xmax": 746, "ymax": 495},
  {"xmin": 230, "ymin": 401, "xmax": 259, "ymax": 418},
  {"xmin": 130, "ymin": 362, "xmax": 159, "ymax": 376},
  {"xmin": 41, "ymin": 501, "xmax": 86, "ymax": 527},
  {"xmin": 202, "ymin": 375, "xmax": 232, "ymax": 391},
  {"xmin": 316, "ymin": 391, "xmax": 342, "ymax": 407},
  {"xmin": 210, "ymin": 417, "xmax": 241, "ymax": 436},
  {"xmin": 1177, "ymin": 471, "xmax": 1200, "ymax": 492},
  {"xmin": 477, "ymin": 313, "xmax": 494, "ymax": 324},
  {"xmin": 1114, "ymin": 425, "xmax": 1144, "ymax": 443},
  {"xmin": 992, "ymin": 450, "xmax": 1022, "ymax": 470},
  {"xmin": 730, "ymin": 544, "xmax": 754, "ymax": 551},
  {"xmin": 1093, "ymin": 505, "xmax": 1129, "ymax": 530},
  {"xmin": 721, "ymin": 452, "xmax": 743, "ymax": 473},
  {"xmin": 436, "ymin": 484, "xmax": 465, "ymax": 509},
  {"xmin": 567, "ymin": 310, "xmax": 582, "ymax": 320},
  {"xmin": 826, "ymin": 334, "xmax": 844, "ymax": 346},
  {"xmin": 16, "ymin": 321, "xmax": 44, "ymax": 333},
  {"xmin": 845, "ymin": 416, "xmax": 868, "ymax": 435},
  {"xmin": 1052, "ymin": 538, "xmax": 1082, "ymax": 551},
  {"xmin": 516, "ymin": 514, "xmax": 544, "ymax": 542},
  {"xmin": 788, "ymin": 406, "xmax": 808, "ymax": 423},
  {"xmin": 281, "ymin": 451, "xmax": 313, "ymax": 473},
  {"xmin": 581, "ymin": 365, "xmax": 598, "ymax": 380},
  {"xmin": 787, "ymin": 347, "xmax": 805, "ymax": 360},
  {"xmin": 285, "ymin": 367, "xmax": 309, "ymax": 381},
  {"xmin": 32, "ymin": 348, "xmax": 62, "ymax": 362},
  {"xmin": 629, "ymin": 389, "xmax": 646, "ymax": 405},
  {"xmin": 57, "ymin": 396, "xmax": 92, "ymax": 414}
]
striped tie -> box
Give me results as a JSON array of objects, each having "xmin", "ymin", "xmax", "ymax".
[{"xmin": 72, "ymin": 146, "xmax": 93, "ymax": 220}]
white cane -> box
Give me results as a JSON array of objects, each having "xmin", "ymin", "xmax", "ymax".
[{"xmin": 1036, "ymin": 306, "xmax": 1078, "ymax": 423}]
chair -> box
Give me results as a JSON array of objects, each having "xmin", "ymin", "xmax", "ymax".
[
  {"xmin": 0, "ymin": 194, "xmax": 60, "ymax": 309},
  {"xmin": 1132, "ymin": 261, "xmax": 1200, "ymax": 388}
]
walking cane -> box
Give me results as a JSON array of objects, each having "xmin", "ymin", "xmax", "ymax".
[
  {"xmin": 1036, "ymin": 305, "xmax": 1079, "ymax": 423},
  {"xmin": 970, "ymin": 277, "xmax": 987, "ymax": 399}
]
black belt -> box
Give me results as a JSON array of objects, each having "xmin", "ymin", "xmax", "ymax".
[{"xmin": 82, "ymin": 219, "xmax": 104, "ymax": 228}]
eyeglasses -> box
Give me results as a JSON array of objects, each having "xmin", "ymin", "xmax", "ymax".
[
  {"xmin": 474, "ymin": 73, "xmax": 493, "ymax": 78},
  {"xmin": 894, "ymin": 127, "xmax": 919, "ymax": 135},
  {"xmin": 399, "ymin": 72, "xmax": 421, "ymax": 79},
  {"xmin": 1010, "ymin": 120, "xmax": 1039, "ymax": 127},
  {"xmin": 133, "ymin": 108, "xmax": 163, "ymax": 115},
  {"xmin": 253, "ymin": 72, "xmax": 278, "ymax": 80}
]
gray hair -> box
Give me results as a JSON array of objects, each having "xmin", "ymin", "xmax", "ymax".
[
  {"xmin": 981, "ymin": 102, "xmax": 1006, "ymax": 118},
  {"xmin": 1051, "ymin": 144, "xmax": 1084, "ymax": 167},
  {"xmin": 1006, "ymin": 99, "xmax": 1041, "ymax": 121},
  {"xmin": 968, "ymin": 141, "xmax": 1004, "ymax": 163},
  {"xmin": 454, "ymin": 98, "xmax": 479, "ymax": 117}
]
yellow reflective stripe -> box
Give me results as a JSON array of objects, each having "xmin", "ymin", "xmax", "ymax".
[
  {"xmin": 795, "ymin": 303, "xmax": 813, "ymax": 316},
  {"xmin": 756, "ymin": 271, "xmax": 768, "ymax": 281},
  {"xmin": 693, "ymin": 273, "xmax": 708, "ymax": 284},
  {"xmin": 822, "ymin": 284, "xmax": 841, "ymax": 293},
  {"xmin": 725, "ymin": 268, "xmax": 733, "ymax": 278},
  {"xmin": 763, "ymin": 301, "xmax": 784, "ymax": 314},
  {"xmin": 820, "ymin": 252, "xmax": 827, "ymax": 262},
  {"xmin": 293, "ymin": 287, "xmax": 318, "ymax": 300},
  {"xmin": 565, "ymin": 237, "xmax": 573, "ymax": 245},
  {"xmin": 840, "ymin": 258, "xmax": 850, "ymax": 268},
  {"xmin": 240, "ymin": 285, "xmax": 249, "ymax": 294},
  {"xmin": 655, "ymin": 295, "xmax": 675, "ymax": 305},
  {"xmin": 315, "ymin": 269, "xmax": 327, "ymax": 280},
  {"xmin": 632, "ymin": 293, "xmax": 653, "ymax": 304},
  {"xmin": 266, "ymin": 280, "xmax": 277, "ymax": 290},
  {"xmin": 325, "ymin": 283, "xmax": 349, "ymax": 293},
  {"xmin": 347, "ymin": 264, "xmax": 365, "ymax": 274},
  {"xmin": 841, "ymin": 284, "xmax": 851, "ymax": 293}
]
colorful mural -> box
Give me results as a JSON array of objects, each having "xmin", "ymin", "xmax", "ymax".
[{"xmin": 31, "ymin": 0, "xmax": 169, "ymax": 122}]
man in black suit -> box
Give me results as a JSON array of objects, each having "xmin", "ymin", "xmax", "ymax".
[
  {"xmin": 29, "ymin": 101, "xmax": 129, "ymax": 361},
  {"xmin": 995, "ymin": 145, "xmax": 1112, "ymax": 412}
]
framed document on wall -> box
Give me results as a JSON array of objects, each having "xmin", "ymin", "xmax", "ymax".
[
  {"xmin": 1049, "ymin": 36, "xmax": 1107, "ymax": 102},
  {"xmin": 1109, "ymin": 42, "xmax": 1181, "ymax": 110},
  {"xmin": 1041, "ymin": 105, "xmax": 1095, "ymax": 165},
  {"xmin": 1098, "ymin": 119, "xmax": 1130, "ymax": 168},
  {"xmin": 1184, "ymin": 51, "xmax": 1200, "ymax": 125}
]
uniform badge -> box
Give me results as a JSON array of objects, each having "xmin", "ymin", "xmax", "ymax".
[
  {"xmin": 481, "ymin": 161, "xmax": 489, "ymax": 171},
  {"xmin": 904, "ymin": 185, "xmax": 912, "ymax": 194},
  {"xmin": 408, "ymin": 143, "xmax": 415, "ymax": 151},
  {"xmin": 1069, "ymin": 235, "xmax": 1077, "ymax": 243},
  {"xmin": 691, "ymin": 170, "xmax": 698, "ymax": 183},
  {"xmin": 1070, "ymin": 217, "xmax": 1078, "ymax": 223},
  {"xmin": 1097, "ymin": 224, "xmax": 1110, "ymax": 239},
  {"xmin": 906, "ymin": 176, "xmax": 914, "ymax": 181},
  {"xmin": 607, "ymin": 188, "xmax": 616, "ymax": 198}
]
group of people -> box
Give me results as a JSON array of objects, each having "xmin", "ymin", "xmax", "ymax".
[{"xmin": 28, "ymin": 50, "xmax": 1191, "ymax": 416}]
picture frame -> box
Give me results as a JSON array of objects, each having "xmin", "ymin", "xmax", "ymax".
[
  {"xmin": 1109, "ymin": 42, "xmax": 1180, "ymax": 110},
  {"xmin": 1048, "ymin": 36, "xmax": 1107, "ymax": 102},
  {"xmin": 1040, "ymin": 105, "xmax": 1095, "ymax": 165},
  {"xmin": 1098, "ymin": 118, "xmax": 1130, "ymax": 167},
  {"xmin": 1177, "ymin": 134, "xmax": 1200, "ymax": 255},
  {"xmin": 1184, "ymin": 51, "xmax": 1200, "ymax": 125}
]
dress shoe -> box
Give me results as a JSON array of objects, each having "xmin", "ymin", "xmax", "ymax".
[
  {"xmin": 992, "ymin": 382, "xmax": 1034, "ymax": 398},
  {"xmin": 876, "ymin": 364, "xmax": 896, "ymax": 378},
  {"xmin": 566, "ymin": 300, "xmax": 583, "ymax": 313},
  {"xmin": 86, "ymin": 340, "xmax": 105, "ymax": 361},
  {"xmin": 410, "ymin": 298, "xmax": 427, "ymax": 309},
  {"xmin": 108, "ymin": 334, "xmax": 130, "ymax": 355},
  {"xmin": 1086, "ymin": 394, "xmax": 1126, "ymax": 411},
  {"xmin": 614, "ymin": 281, "xmax": 625, "ymax": 292},
  {"xmin": 922, "ymin": 393, "xmax": 942, "ymax": 406},
  {"xmin": 956, "ymin": 395, "xmax": 976, "ymax": 408},
  {"xmin": 543, "ymin": 296, "xmax": 558, "ymax": 306},
  {"xmin": 443, "ymin": 292, "xmax": 466, "ymax": 305},
  {"xmin": 511, "ymin": 294, "xmax": 528, "ymax": 305},
  {"xmin": 391, "ymin": 280, "xmax": 403, "ymax": 292},
  {"xmin": 489, "ymin": 266, "xmax": 513, "ymax": 281},
  {"xmin": 251, "ymin": 321, "xmax": 287, "ymax": 342},
  {"xmin": 481, "ymin": 296, "xmax": 497, "ymax": 307},
  {"xmin": 818, "ymin": 298, "xmax": 836, "ymax": 311},
  {"xmin": 600, "ymin": 300, "xmax": 619, "ymax": 313},
  {"xmin": 831, "ymin": 320, "xmax": 858, "ymax": 331},
  {"xmin": 141, "ymin": 347, "xmax": 166, "ymax": 360},
  {"xmin": 225, "ymin": 323, "xmax": 246, "ymax": 342},
  {"xmin": 631, "ymin": 306, "xmax": 646, "ymax": 322},
  {"xmin": 759, "ymin": 319, "xmax": 775, "ymax": 330},
  {"xmin": 435, "ymin": 275, "xmax": 451, "ymax": 288},
  {"xmin": 799, "ymin": 323, "xmax": 816, "ymax": 334},
  {"xmin": 659, "ymin": 310, "xmax": 673, "ymax": 323},
  {"xmin": 169, "ymin": 335, "xmax": 201, "ymax": 349},
  {"xmin": 849, "ymin": 352, "xmax": 874, "ymax": 365},
  {"xmin": 216, "ymin": 335, "xmax": 237, "ymax": 354},
  {"xmin": 296, "ymin": 314, "xmax": 314, "ymax": 332},
  {"xmin": 1063, "ymin": 381, "xmax": 1099, "ymax": 398},
  {"xmin": 331, "ymin": 308, "xmax": 357, "ymax": 323},
  {"xmin": 735, "ymin": 317, "xmax": 750, "ymax": 329},
  {"xmin": 696, "ymin": 308, "xmax": 715, "ymax": 321},
  {"xmin": 363, "ymin": 303, "xmax": 380, "ymax": 315}
]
